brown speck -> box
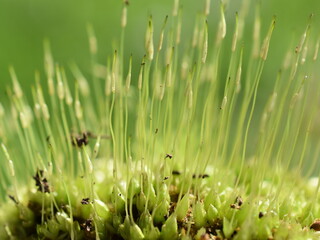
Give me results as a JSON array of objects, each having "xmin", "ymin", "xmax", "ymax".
[
  {"xmin": 80, "ymin": 219, "xmax": 94, "ymax": 233},
  {"xmin": 81, "ymin": 198, "xmax": 90, "ymax": 205},
  {"xmin": 71, "ymin": 131, "xmax": 109, "ymax": 147},
  {"xmin": 8, "ymin": 195, "xmax": 18, "ymax": 204},
  {"xmin": 155, "ymin": 128, "xmax": 158, "ymax": 134},
  {"xmin": 72, "ymin": 132, "xmax": 89, "ymax": 147},
  {"xmin": 259, "ymin": 212, "xmax": 264, "ymax": 218},
  {"xmin": 172, "ymin": 170, "xmax": 181, "ymax": 175},
  {"xmin": 230, "ymin": 204, "xmax": 240, "ymax": 209},
  {"xmin": 33, "ymin": 169, "xmax": 50, "ymax": 193},
  {"xmin": 46, "ymin": 136, "xmax": 52, "ymax": 148},
  {"xmin": 164, "ymin": 176, "xmax": 169, "ymax": 180},
  {"xmin": 192, "ymin": 174, "xmax": 209, "ymax": 179},
  {"xmin": 165, "ymin": 153, "xmax": 173, "ymax": 159},
  {"xmin": 235, "ymin": 196, "xmax": 243, "ymax": 206},
  {"xmin": 231, "ymin": 227, "xmax": 240, "ymax": 238},
  {"xmin": 310, "ymin": 220, "xmax": 320, "ymax": 231}
]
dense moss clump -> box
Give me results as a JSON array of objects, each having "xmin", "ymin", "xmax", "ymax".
[
  {"xmin": 1, "ymin": 166, "xmax": 320, "ymax": 239},
  {"xmin": 0, "ymin": 0, "xmax": 320, "ymax": 239}
]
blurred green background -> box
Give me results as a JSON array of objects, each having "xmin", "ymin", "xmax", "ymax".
[
  {"xmin": 0, "ymin": 0, "xmax": 319, "ymax": 183},
  {"xmin": 0, "ymin": 0, "xmax": 319, "ymax": 105}
]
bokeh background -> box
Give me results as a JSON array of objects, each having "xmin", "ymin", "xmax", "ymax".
[
  {"xmin": 0, "ymin": 0, "xmax": 319, "ymax": 103},
  {"xmin": 0, "ymin": 0, "xmax": 320, "ymax": 174}
]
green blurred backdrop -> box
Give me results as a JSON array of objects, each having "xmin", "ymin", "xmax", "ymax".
[
  {"xmin": 0, "ymin": 0, "xmax": 319, "ymax": 102},
  {"xmin": 0, "ymin": 0, "xmax": 319, "ymax": 180}
]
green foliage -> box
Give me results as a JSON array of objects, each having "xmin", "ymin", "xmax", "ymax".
[{"xmin": 0, "ymin": 0, "xmax": 320, "ymax": 239}]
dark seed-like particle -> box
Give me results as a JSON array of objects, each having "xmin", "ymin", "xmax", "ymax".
[
  {"xmin": 81, "ymin": 198, "xmax": 90, "ymax": 205},
  {"xmin": 235, "ymin": 196, "xmax": 243, "ymax": 206},
  {"xmin": 81, "ymin": 219, "xmax": 94, "ymax": 232},
  {"xmin": 165, "ymin": 153, "xmax": 173, "ymax": 159},
  {"xmin": 72, "ymin": 132, "xmax": 89, "ymax": 147},
  {"xmin": 172, "ymin": 170, "xmax": 181, "ymax": 175},
  {"xmin": 8, "ymin": 195, "xmax": 18, "ymax": 204},
  {"xmin": 310, "ymin": 220, "xmax": 320, "ymax": 231},
  {"xmin": 230, "ymin": 204, "xmax": 240, "ymax": 209},
  {"xmin": 259, "ymin": 212, "xmax": 264, "ymax": 218},
  {"xmin": 192, "ymin": 174, "xmax": 209, "ymax": 179},
  {"xmin": 33, "ymin": 169, "xmax": 50, "ymax": 193}
]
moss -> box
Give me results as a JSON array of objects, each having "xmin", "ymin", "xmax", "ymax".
[{"xmin": 0, "ymin": 0, "xmax": 320, "ymax": 239}]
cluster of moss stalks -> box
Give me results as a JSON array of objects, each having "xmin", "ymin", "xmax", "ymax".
[
  {"xmin": 1, "ymin": 164, "xmax": 320, "ymax": 239},
  {"xmin": 1, "ymin": 0, "xmax": 320, "ymax": 239}
]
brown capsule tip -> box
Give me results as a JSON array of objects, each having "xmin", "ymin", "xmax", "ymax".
[
  {"xmin": 8, "ymin": 195, "xmax": 18, "ymax": 204},
  {"xmin": 80, "ymin": 219, "xmax": 94, "ymax": 233},
  {"xmin": 172, "ymin": 170, "xmax": 181, "ymax": 175},
  {"xmin": 33, "ymin": 169, "xmax": 50, "ymax": 193},
  {"xmin": 192, "ymin": 173, "xmax": 209, "ymax": 179},
  {"xmin": 230, "ymin": 203, "xmax": 240, "ymax": 209},
  {"xmin": 259, "ymin": 212, "xmax": 264, "ymax": 218},
  {"xmin": 71, "ymin": 132, "xmax": 89, "ymax": 147},
  {"xmin": 310, "ymin": 220, "xmax": 320, "ymax": 231},
  {"xmin": 235, "ymin": 196, "xmax": 243, "ymax": 206},
  {"xmin": 81, "ymin": 198, "xmax": 90, "ymax": 205}
]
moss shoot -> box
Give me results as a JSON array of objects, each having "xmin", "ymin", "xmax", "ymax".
[{"xmin": 0, "ymin": 0, "xmax": 320, "ymax": 239}]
